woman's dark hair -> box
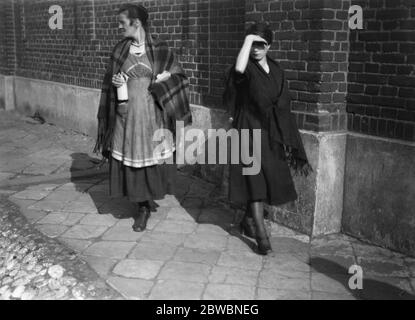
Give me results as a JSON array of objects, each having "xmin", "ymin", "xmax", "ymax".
[
  {"xmin": 118, "ymin": 3, "xmax": 149, "ymax": 28},
  {"xmin": 246, "ymin": 22, "xmax": 273, "ymax": 45}
]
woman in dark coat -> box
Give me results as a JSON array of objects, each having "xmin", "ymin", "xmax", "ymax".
[
  {"xmin": 224, "ymin": 23, "xmax": 311, "ymax": 255},
  {"xmin": 94, "ymin": 4, "xmax": 191, "ymax": 232}
]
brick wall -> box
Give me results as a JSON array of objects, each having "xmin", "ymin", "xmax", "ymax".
[
  {"xmin": 246, "ymin": 0, "xmax": 351, "ymax": 132},
  {"xmin": 2, "ymin": 0, "xmax": 414, "ymax": 141},
  {"xmin": 0, "ymin": 0, "xmax": 245, "ymax": 109},
  {"xmin": 347, "ymin": 0, "xmax": 415, "ymax": 141},
  {"xmin": 0, "ymin": 0, "xmax": 16, "ymax": 75}
]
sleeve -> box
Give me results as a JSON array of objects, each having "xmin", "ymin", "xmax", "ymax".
[{"xmin": 234, "ymin": 60, "xmax": 252, "ymax": 85}]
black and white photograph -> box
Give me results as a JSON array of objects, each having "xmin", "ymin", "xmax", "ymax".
[{"xmin": 0, "ymin": 0, "xmax": 414, "ymax": 304}]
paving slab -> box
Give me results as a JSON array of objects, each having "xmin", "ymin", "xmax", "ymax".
[
  {"xmin": 198, "ymin": 207, "xmax": 235, "ymax": 226},
  {"xmin": 208, "ymin": 266, "xmax": 259, "ymax": 286},
  {"xmin": 107, "ymin": 276, "xmax": 154, "ymax": 300},
  {"xmin": 112, "ymin": 259, "xmax": 164, "ymax": 280},
  {"xmin": 264, "ymin": 253, "xmax": 311, "ymax": 273},
  {"xmin": 166, "ymin": 207, "xmax": 197, "ymax": 222},
  {"xmin": 195, "ymin": 224, "xmax": 229, "ymax": 236},
  {"xmin": 258, "ymin": 268, "xmax": 310, "ymax": 291},
  {"xmin": 173, "ymin": 248, "xmax": 221, "ymax": 265},
  {"xmin": 311, "ymin": 291, "xmax": 357, "ymax": 300},
  {"xmin": 58, "ymin": 238, "xmax": 92, "ymax": 253},
  {"xmin": 81, "ymin": 256, "xmax": 118, "ymax": 278},
  {"xmin": 62, "ymin": 224, "xmax": 108, "ymax": 240},
  {"xmin": 310, "ymin": 273, "xmax": 355, "ymax": 296},
  {"xmin": 257, "ymin": 288, "xmax": 312, "ymax": 300},
  {"xmin": 148, "ymin": 280, "xmax": 205, "ymax": 300},
  {"xmin": 359, "ymin": 275, "xmax": 415, "ymax": 299},
  {"xmin": 154, "ymin": 195, "xmax": 181, "ymax": 208},
  {"xmin": 153, "ymin": 219, "xmax": 197, "ymax": 234},
  {"xmin": 128, "ymin": 242, "xmax": 177, "ymax": 261},
  {"xmin": 83, "ymin": 241, "xmax": 136, "ymax": 259},
  {"xmin": 309, "ymin": 254, "xmax": 356, "ymax": 274},
  {"xmin": 226, "ymin": 236, "xmax": 255, "ymax": 252},
  {"xmin": 36, "ymin": 212, "xmax": 84, "ymax": 226},
  {"xmin": 203, "ymin": 284, "xmax": 255, "ymax": 300},
  {"xmin": 184, "ymin": 233, "xmax": 228, "ymax": 251},
  {"xmin": 102, "ymin": 226, "xmax": 145, "ymax": 242},
  {"xmin": 28, "ymin": 200, "xmax": 66, "ymax": 212},
  {"xmin": 357, "ymin": 257, "xmax": 409, "ymax": 278},
  {"xmin": 79, "ymin": 213, "xmax": 118, "ymax": 227},
  {"xmin": 158, "ymin": 261, "xmax": 211, "ymax": 283},
  {"xmin": 61, "ymin": 199, "xmax": 99, "ymax": 214},
  {"xmin": 11, "ymin": 189, "xmax": 52, "ymax": 201},
  {"xmin": 140, "ymin": 231, "xmax": 188, "ymax": 247},
  {"xmin": 34, "ymin": 224, "xmax": 69, "ymax": 238},
  {"xmin": 217, "ymin": 251, "xmax": 263, "ymax": 271}
]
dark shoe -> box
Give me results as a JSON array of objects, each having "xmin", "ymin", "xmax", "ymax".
[
  {"xmin": 240, "ymin": 217, "xmax": 257, "ymax": 238},
  {"xmin": 132, "ymin": 206, "xmax": 151, "ymax": 232},
  {"xmin": 256, "ymin": 236, "xmax": 272, "ymax": 255}
]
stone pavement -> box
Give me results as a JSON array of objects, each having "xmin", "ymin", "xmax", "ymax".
[{"xmin": 1, "ymin": 110, "xmax": 415, "ymax": 300}]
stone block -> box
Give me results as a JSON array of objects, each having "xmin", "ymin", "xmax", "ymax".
[
  {"xmin": 208, "ymin": 266, "xmax": 259, "ymax": 286},
  {"xmin": 107, "ymin": 276, "xmax": 154, "ymax": 300},
  {"xmin": 173, "ymin": 248, "xmax": 221, "ymax": 265},
  {"xmin": 203, "ymin": 284, "xmax": 255, "ymax": 300},
  {"xmin": 257, "ymin": 288, "xmax": 312, "ymax": 300},
  {"xmin": 62, "ymin": 225, "xmax": 108, "ymax": 240},
  {"xmin": 102, "ymin": 226, "xmax": 145, "ymax": 242},
  {"xmin": 82, "ymin": 255, "xmax": 117, "ymax": 278},
  {"xmin": 129, "ymin": 242, "xmax": 177, "ymax": 261},
  {"xmin": 217, "ymin": 251, "xmax": 263, "ymax": 271},
  {"xmin": 83, "ymin": 241, "xmax": 136, "ymax": 259},
  {"xmin": 34, "ymin": 224, "xmax": 68, "ymax": 238},
  {"xmin": 113, "ymin": 259, "xmax": 164, "ymax": 280},
  {"xmin": 158, "ymin": 261, "xmax": 211, "ymax": 283},
  {"xmin": 149, "ymin": 280, "xmax": 204, "ymax": 300},
  {"xmin": 184, "ymin": 233, "xmax": 228, "ymax": 251}
]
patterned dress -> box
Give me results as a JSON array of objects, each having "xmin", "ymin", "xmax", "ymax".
[{"xmin": 109, "ymin": 49, "xmax": 176, "ymax": 203}]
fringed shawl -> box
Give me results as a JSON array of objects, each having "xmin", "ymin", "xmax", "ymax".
[
  {"xmin": 223, "ymin": 58, "xmax": 312, "ymax": 176},
  {"xmin": 94, "ymin": 33, "xmax": 192, "ymax": 158}
]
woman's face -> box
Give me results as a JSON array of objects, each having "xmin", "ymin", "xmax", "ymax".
[
  {"xmin": 250, "ymin": 41, "xmax": 270, "ymax": 61},
  {"xmin": 118, "ymin": 12, "xmax": 140, "ymax": 38}
]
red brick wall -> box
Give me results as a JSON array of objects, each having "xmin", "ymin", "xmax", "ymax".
[
  {"xmin": 0, "ymin": 0, "xmax": 245, "ymax": 109},
  {"xmin": 246, "ymin": 0, "xmax": 351, "ymax": 132},
  {"xmin": 347, "ymin": 0, "xmax": 415, "ymax": 141}
]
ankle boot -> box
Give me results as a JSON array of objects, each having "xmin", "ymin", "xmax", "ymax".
[
  {"xmin": 133, "ymin": 205, "xmax": 151, "ymax": 232},
  {"xmin": 250, "ymin": 201, "xmax": 273, "ymax": 255},
  {"xmin": 240, "ymin": 216, "xmax": 257, "ymax": 238},
  {"xmin": 255, "ymin": 234, "xmax": 272, "ymax": 255}
]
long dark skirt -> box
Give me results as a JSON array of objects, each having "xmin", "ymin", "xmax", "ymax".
[
  {"xmin": 229, "ymin": 131, "xmax": 298, "ymax": 207},
  {"xmin": 109, "ymin": 156, "xmax": 176, "ymax": 203}
]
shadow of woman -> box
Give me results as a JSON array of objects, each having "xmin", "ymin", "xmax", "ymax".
[
  {"xmin": 68, "ymin": 152, "xmax": 258, "ymax": 252},
  {"xmin": 69, "ymin": 152, "xmax": 136, "ymax": 223},
  {"xmin": 309, "ymin": 257, "xmax": 415, "ymax": 300}
]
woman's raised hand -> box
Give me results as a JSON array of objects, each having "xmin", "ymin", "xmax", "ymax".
[
  {"xmin": 112, "ymin": 72, "xmax": 126, "ymax": 88},
  {"xmin": 245, "ymin": 34, "xmax": 268, "ymax": 45}
]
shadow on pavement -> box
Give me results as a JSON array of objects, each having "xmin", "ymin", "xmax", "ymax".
[
  {"xmin": 309, "ymin": 257, "xmax": 415, "ymax": 300},
  {"xmin": 68, "ymin": 153, "xmax": 257, "ymax": 251}
]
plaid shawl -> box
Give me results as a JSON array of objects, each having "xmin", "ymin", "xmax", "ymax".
[{"xmin": 94, "ymin": 33, "xmax": 192, "ymax": 158}]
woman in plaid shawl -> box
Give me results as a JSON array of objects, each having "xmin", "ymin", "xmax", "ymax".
[{"xmin": 94, "ymin": 4, "xmax": 191, "ymax": 232}]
